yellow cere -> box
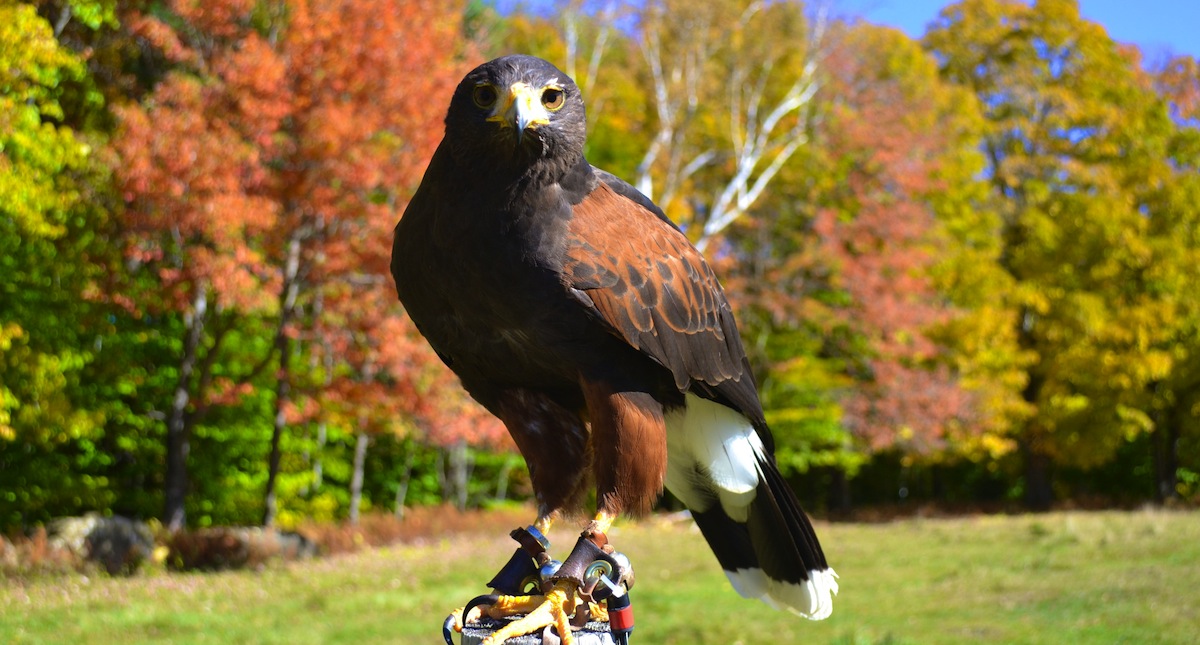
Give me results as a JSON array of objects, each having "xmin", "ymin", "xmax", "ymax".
[{"xmin": 487, "ymin": 82, "xmax": 553, "ymax": 130}]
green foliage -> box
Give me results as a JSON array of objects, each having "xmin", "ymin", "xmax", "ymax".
[
  {"xmin": 3, "ymin": 0, "xmax": 1200, "ymax": 533},
  {"xmin": 0, "ymin": 1, "xmax": 123, "ymax": 526},
  {"xmin": 59, "ymin": 0, "xmax": 119, "ymax": 31},
  {"xmin": 757, "ymin": 328, "xmax": 859, "ymax": 476}
]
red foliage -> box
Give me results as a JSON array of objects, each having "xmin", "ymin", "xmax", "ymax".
[
  {"xmin": 115, "ymin": 67, "xmax": 280, "ymax": 313},
  {"xmin": 114, "ymin": 1, "xmax": 505, "ymax": 448},
  {"xmin": 812, "ymin": 29, "xmax": 980, "ymax": 455},
  {"xmin": 1157, "ymin": 55, "xmax": 1200, "ymax": 122}
]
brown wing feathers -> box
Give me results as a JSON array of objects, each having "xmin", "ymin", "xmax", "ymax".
[{"xmin": 564, "ymin": 180, "xmax": 763, "ymax": 420}]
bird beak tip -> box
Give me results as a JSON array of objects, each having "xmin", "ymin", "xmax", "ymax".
[{"xmin": 490, "ymin": 82, "xmax": 549, "ymax": 145}]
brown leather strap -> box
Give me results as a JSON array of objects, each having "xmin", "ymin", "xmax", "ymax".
[
  {"xmin": 549, "ymin": 533, "xmax": 628, "ymax": 590},
  {"xmin": 549, "ymin": 534, "xmax": 607, "ymax": 584},
  {"xmin": 487, "ymin": 526, "xmax": 551, "ymax": 593}
]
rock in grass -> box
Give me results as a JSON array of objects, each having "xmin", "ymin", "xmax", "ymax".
[{"xmin": 50, "ymin": 514, "xmax": 156, "ymax": 575}]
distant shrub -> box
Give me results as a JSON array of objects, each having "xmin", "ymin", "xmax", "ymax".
[
  {"xmin": 299, "ymin": 504, "xmax": 531, "ymax": 555},
  {"xmin": 166, "ymin": 527, "xmax": 317, "ymax": 571},
  {"xmin": 1, "ymin": 526, "xmax": 83, "ymax": 576}
]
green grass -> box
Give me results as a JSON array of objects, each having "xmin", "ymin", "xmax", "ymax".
[{"xmin": 3, "ymin": 509, "xmax": 1198, "ymax": 644}]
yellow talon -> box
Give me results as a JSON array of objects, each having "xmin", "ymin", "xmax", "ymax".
[
  {"xmin": 482, "ymin": 593, "xmax": 545, "ymax": 618},
  {"xmin": 442, "ymin": 604, "xmax": 483, "ymax": 640},
  {"xmin": 588, "ymin": 601, "xmax": 608, "ymax": 622},
  {"xmin": 480, "ymin": 580, "xmax": 581, "ymax": 645}
]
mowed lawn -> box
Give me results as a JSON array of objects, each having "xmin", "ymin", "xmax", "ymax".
[{"xmin": 3, "ymin": 509, "xmax": 1198, "ymax": 644}]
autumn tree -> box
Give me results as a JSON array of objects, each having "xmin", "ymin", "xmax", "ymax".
[
  {"xmin": 628, "ymin": 0, "xmax": 826, "ymax": 250},
  {"xmin": 251, "ymin": 0, "xmax": 477, "ymax": 527},
  {"xmin": 705, "ymin": 20, "xmax": 1012, "ymax": 510},
  {"xmin": 926, "ymin": 0, "xmax": 1185, "ymax": 508},
  {"xmin": 1, "ymin": 1, "xmax": 93, "ymax": 442},
  {"xmin": 0, "ymin": 1, "xmax": 129, "ymax": 527},
  {"xmin": 114, "ymin": 3, "xmax": 285, "ymax": 530},
  {"xmin": 113, "ymin": 0, "xmax": 483, "ymax": 529},
  {"xmin": 1144, "ymin": 55, "xmax": 1200, "ymax": 501}
]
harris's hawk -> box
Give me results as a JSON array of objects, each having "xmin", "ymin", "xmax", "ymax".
[{"xmin": 391, "ymin": 55, "xmax": 837, "ymax": 644}]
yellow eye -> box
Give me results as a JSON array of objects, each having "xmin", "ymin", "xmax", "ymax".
[
  {"xmin": 473, "ymin": 84, "xmax": 498, "ymax": 109},
  {"xmin": 542, "ymin": 87, "xmax": 565, "ymax": 111}
]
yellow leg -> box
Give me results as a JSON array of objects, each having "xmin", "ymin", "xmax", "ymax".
[
  {"xmin": 534, "ymin": 513, "xmax": 554, "ymax": 536},
  {"xmin": 586, "ymin": 510, "xmax": 616, "ymax": 536}
]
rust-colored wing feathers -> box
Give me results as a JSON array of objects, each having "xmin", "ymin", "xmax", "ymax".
[{"xmin": 563, "ymin": 181, "xmax": 757, "ymax": 411}]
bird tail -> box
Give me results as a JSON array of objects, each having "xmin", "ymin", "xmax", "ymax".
[{"xmin": 665, "ymin": 394, "xmax": 838, "ymax": 619}]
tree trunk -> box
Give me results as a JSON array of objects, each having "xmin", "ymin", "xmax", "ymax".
[
  {"xmin": 164, "ymin": 288, "xmax": 207, "ymax": 532},
  {"xmin": 445, "ymin": 440, "xmax": 472, "ymax": 511},
  {"xmin": 931, "ymin": 465, "xmax": 946, "ymax": 501},
  {"xmin": 262, "ymin": 351, "xmax": 290, "ymax": 527},
  {"xmin": 495, "ymin": 453, "xmax": 516, "ymax": 503},
  {"xmin": 1022, "ymin": 440, "xmax": 1054, "ymax": 511},
  {"xmin": 263, "ymin": 233, "xmax": 302, "ymax": 528},
  {"xmin": 313, "ymin": 421, "xmax": 326, "ymax": 492},
  {"xmin": 1017, "ymin": 341, "xmax": 1052, "ymax": 511},
  {"xmin": 435, "ymin": 447, "xmax": 446, "ymax": 501},
  {"xmin": 349, "ymin": 431, "xmax": 370, "ymax": 526},
  {"xmin": 164, "ymin": 390, "xmax": 191, "ymax": 532},
  {"xmin": 827, "ymin": 466, "xmax": 852, "ymax": 514},
  {"xmin": 309, "ymin": 296, "xmax": 332, "ymax": 495},
  {"xmin": 1153, "ymin": 419, "xmax": 1180, "ymax": 503},
  {"xmin": 394, "ymin": 445, "xmax": 415, "ymax": 519}
]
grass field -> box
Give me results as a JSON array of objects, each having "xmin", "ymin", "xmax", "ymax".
[{"xmin": 3, "ymin": 509, "xmax": 1198, "ymax": 644}]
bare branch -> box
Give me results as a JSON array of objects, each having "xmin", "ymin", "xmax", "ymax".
[{"xmin": 627, "ymin": 0, "xmax": 824, "ymax": 250}]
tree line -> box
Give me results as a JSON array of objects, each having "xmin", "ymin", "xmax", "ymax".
[{"xmin": 2, "ymin": 0, "xmax": 1197, "ymax": 533}]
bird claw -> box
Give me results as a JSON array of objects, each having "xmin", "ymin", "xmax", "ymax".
[
  {"xmin": 442, "ymin": 613, "xmax": 457, "ymax": 645},
  {"xmin": 450, "ymin": 528, "xmax": 635, "ymax": 645},
  {"xmin": 442, "ymin": 603, "xmax": 485, "ymax": 645},
  {"xmin": 464, "ymin": 593, "xmax": 502, "ymax": 623},
  {"xmin": 478, "ymin": 580, "xmax": 581, "ymax": 645},
  {"xmin": 445, "ymin": 526, "xmax": 551, "ymax": 644}
]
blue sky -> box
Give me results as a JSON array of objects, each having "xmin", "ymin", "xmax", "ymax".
[
  {"xmin": 495, "ymin": 1, "xmax": 1199, "ymax": 61},
  {"xmin": 838, "ymin": 0, "xmax": 1199, "ymax": 60}
]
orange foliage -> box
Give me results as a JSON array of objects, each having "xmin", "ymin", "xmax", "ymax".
[
  {"xmin": 1157, "ymin": 55, "xmax": 1200, "ymax": 121},
  {"xmin": 114, "ymin": 1, "xmax": 504, "ymax": 447},
  {"xmin": 814, "ymin": 27, "xmax": 981, "ymax": 455}
]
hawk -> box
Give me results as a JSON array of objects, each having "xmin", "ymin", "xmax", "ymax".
[{"xmin": 392, "ymin": 54, "xmax": 837, "ymax": 644}]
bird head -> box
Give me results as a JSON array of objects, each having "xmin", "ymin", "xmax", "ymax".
[{"xmin": 444, "ymin": 55, "xmax": 587, "ymax": 176}]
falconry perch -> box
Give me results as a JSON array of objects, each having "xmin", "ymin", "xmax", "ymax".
[{"xmin": 391, "ymin": 55, "xmax": 837, "ymax": 644}]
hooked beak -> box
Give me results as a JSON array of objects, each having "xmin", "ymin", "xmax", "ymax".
[{"xmin": 487, "ymin": 82, "xmax": 550, "ymax": 144}]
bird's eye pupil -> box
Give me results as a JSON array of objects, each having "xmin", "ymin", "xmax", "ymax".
[
  {"xmin": 542, "ymin": 88, "xmax": 565, "ymax": 110},
  {"xmin": 473, "ymin": 85, "xmax": 497, "ymax": 108}
]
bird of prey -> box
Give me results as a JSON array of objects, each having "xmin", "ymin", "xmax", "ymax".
[{"xmin": 392, "ymin": 54, "xmax": 837, "ymax": 644}]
